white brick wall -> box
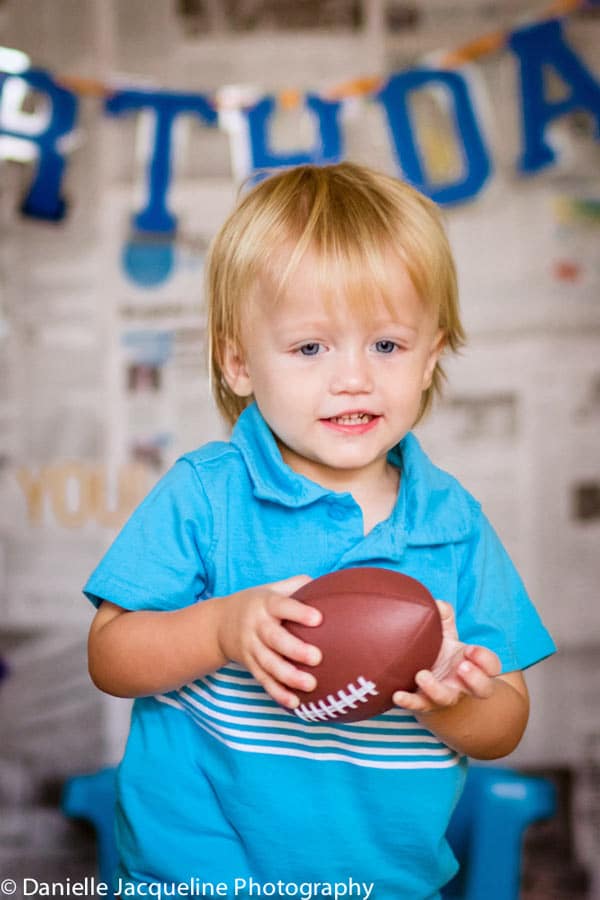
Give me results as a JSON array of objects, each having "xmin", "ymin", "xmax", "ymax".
[{"xmin": 0, "ymin": 1, "xmax": 598, "ymax": 881}]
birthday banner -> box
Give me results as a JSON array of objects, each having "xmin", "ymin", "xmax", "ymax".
[{"xmin": 0, "ymin": 11, "xmax": 599, "ymax": 236}]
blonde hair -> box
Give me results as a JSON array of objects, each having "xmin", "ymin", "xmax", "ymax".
[{"xmin": 206, "ymin": 162, "xmax": 465, "ymax": 428}]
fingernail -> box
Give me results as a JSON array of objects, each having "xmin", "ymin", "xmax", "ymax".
[
  {"xmin": 308, "ymin": 648, "xmax": 321, "ymax": 665},
  {"xmin": 459, "ymin": 661, "xmax": 471, "ymax": 674}
]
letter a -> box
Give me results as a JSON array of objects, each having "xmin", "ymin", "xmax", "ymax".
[{"xmin": 509, "ymin": 18, "xmax": 600, "ymax": 172}]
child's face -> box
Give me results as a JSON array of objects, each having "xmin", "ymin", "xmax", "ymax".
[{"xmin": 223, "ymin": 249, "xmax": 444, "ymax": 491}]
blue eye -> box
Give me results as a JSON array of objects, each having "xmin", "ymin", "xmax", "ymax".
[
  {"xmin": 299, "ymin": 343, "xmax": 321, "ymax": 356},
  {"xmin": 375, "ymin": 340, "xmax": 397, "ymax": 354}
]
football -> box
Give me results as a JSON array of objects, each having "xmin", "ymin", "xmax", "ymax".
[{"xmin": 285, "ymin": 567, "xmax": 442, "ymax": 723}]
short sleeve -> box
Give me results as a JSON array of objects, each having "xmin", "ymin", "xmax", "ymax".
[
  {"xmin": 83, "ymin": 459, "xmax": 213, "ymax": 612},
  {"xmin": 456, "ymin": 510, "xmax": 556, "ymax": 672}
]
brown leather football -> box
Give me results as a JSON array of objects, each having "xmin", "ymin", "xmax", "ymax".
[{"xmin": 285, "ymin": 567, "xmax": 442, "ymax": 723}]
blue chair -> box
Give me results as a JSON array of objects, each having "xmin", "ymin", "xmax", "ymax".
[
  {"xmin": 62, "ymin": 766, "xmax": 118, "ymax": 887},
  {"xmin": 62, "ymin": 764, "xmax": 555, "ymax": 899},
  {"xmin": 442, "ymin": 765, "xmax": 556, "ymax": 899}
]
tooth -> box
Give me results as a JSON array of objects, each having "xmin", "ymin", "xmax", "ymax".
[{"xmin": 333, "ymin": 414, "xmax": 371, "ymax": 424}]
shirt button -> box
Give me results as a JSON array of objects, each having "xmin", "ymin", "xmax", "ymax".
[{"xmin": 327, "ymin": 504, "xmax": 347, "ymax": 521}]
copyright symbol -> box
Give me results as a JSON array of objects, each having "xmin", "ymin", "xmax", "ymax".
[{"xmin": 1, "ymin": 880, "xmax": 17, "ymax": 895}]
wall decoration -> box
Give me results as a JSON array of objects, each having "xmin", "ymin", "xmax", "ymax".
[
  {"xmin": 0, "ymin": 5, "xmax": 598, "ymax": 236},
  {"xmin": 0, "ymin": 68, "xmax": 78, "ymax": 221},
  {"xmin": 15, "ymin": 463, "xmax": 151, "ymax": 529},
  {"xmin": 104, "ymin": 89, "xmax": 218, "ymax": 233},
  {"xmin": 244, "ymin": 94, "xmax": 344, "ymax": 177},
  {"xmin": 377, "ymin": 67, "xmax": 491, "ymax": 203},
  {"xmin": 509, "ymin": 17, "xmax": 600, "ymax": 173}
]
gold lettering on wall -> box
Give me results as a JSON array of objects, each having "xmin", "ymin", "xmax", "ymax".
[
  {"xmin": 15, "ymin": 467, "xmax": 47, "ymax": 526},
  {"xmin": 15, "ymin": 463, "xmax": 152, "ymax": 528},
  {"xmin": 49, "ymin": 462, "xmax": 92, "ymax": 528}
]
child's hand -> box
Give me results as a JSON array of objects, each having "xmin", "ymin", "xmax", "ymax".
[
  {"xmin": 392, "ymin": 600, "xmax": 501, "ymax": 713},
  {"xmin": 216, "ymin": 575, "xmax": 322, "ymax": 710}
]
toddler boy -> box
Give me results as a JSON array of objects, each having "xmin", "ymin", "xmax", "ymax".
[{"xmin": 85, "ymin": 162, "xmax": 555, "ymax": 899}]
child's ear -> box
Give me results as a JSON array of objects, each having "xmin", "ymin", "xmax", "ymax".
[
  {"xmin": 221, "ymin": 340, "xmax": 254, "ymax": 397},
  {"xmin": 422, "ymin": 329, "xmax": 446, "ymax": 390}
]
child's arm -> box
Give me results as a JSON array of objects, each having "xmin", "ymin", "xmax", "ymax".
[
  {"xmin": 88, "ymin": 574, "xmax": 322, "ymax": 708},
  {"xmin": 392, "ymin": 601, "xmax": 530, "ymax": 760}
]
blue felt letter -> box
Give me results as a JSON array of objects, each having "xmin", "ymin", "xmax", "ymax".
[
  {"xmin": 377, "ymin": 68, "xmax": 491, "ymax": 204},
  {"xmin": 245, "ymin": 94, "xmax": 343, "ymax": 176},
  {"xmin": 0, "ymin": 69, "xmax": 78, "ymax": 220},
  {"xmin": 105, "ymin": 90, "xmax": 217, "ymax": 233},
  {"xmin": 509, "ymin": 18, "xmax": 600, "ymax": 173}
]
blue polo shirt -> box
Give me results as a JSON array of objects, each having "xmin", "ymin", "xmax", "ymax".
[{"xmin": 84, "ymin": 402, "xmax": 555, "ymax": 899}]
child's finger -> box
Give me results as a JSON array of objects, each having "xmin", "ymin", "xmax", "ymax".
[
  {"xmin": 392, "ymin": 690, "xmax": 432, "ymax": 713},
  {"xmin": 434, "ymin": 600, "xmax": 459, "ymax": 639},
  {"xmin": 267, "ymin": 594, "xmax": 322, "ymax": 628},
  {"xmin": 253, "ymin": 641, "xmax": 317, "ymax": 694},
  {"xmin": 258, "ymin": 619, "xmax": 321, "ymax": 667},
  {"xmin": 464, "ymin": 644, "xmax": 501, "ymax": 677},
  {"xmin": 435, "ymin": 600, "xmax": 454, "ymax": 621},
  {"xmin": 456, "ymin": 660, "xmax": 495, "ymax": 698},
  {"xmin": 251, "ymin": 661, "xmax": 300, "ymax": 710},
  {"xmin": 414, "ymin": 669, "xmax": 461, "ymax": 707}
]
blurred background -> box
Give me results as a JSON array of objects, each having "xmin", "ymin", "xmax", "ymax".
[{"xmin": 0, "ymin": 0, "xmax": 599, "ymax": 896}]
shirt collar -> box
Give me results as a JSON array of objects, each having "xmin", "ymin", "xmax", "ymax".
[
  {"xmin": 393, "ymin": 432, "xmax": 477, "ymax": 545},
  {"xmin": 230, "ymin": 403, "xmax": 332, "ymax": 507},
  {"xmin": 230, "ymin": 402, "xmax": 476, "ymax": 543}
]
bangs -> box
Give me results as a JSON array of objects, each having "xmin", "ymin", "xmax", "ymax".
[
  {"xmin": 254, "ymin": 169, "xmax": 438, "ymax": 323},
  {"xmin": 258, "ymin": 231, "xmax": 405, "ymax": 325}
]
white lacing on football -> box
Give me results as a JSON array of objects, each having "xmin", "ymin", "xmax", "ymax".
[{"xmin": 293, "ymin": 676, "xmax": 379, "ymax": 722}]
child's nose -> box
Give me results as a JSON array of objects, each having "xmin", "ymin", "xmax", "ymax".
[{"xmin": 329, "ymin": 351, "xmax": 374, "ymax": 394}]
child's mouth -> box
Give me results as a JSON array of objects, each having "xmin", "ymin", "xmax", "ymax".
[
  {"xmin": 329, "ymin": 413, "xmax": 374, "ymax": 425},
  {"xmin": 321, "ymin": 413, "xmax": 380, "ymax": 433}
]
